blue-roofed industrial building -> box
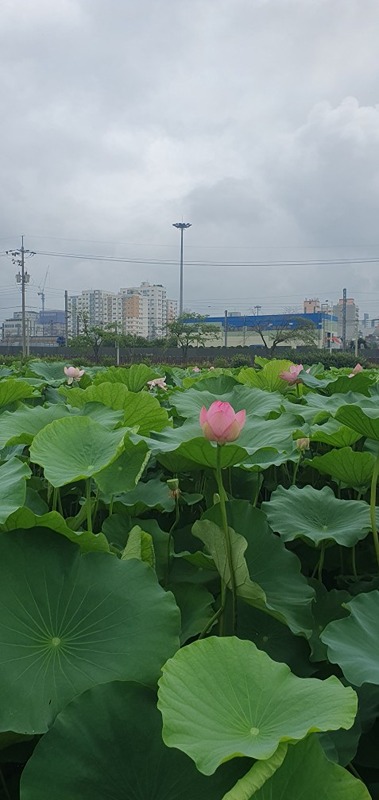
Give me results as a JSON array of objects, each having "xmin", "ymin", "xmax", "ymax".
[{"xmin": 183, "ymin": 312, "xmax": 340, "ymax": 349}]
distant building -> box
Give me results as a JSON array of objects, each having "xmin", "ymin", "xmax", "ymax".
[
  {"xmin": 332, "ymin": 298, "xmax": 358, "ymax": 343},
  {"xmin": 182, "ymin": 312, "xmax": 339, "ymax": 349},
  {"xmin": 67, "ymin": 283, "xmax": 177, "ymax": 340},
  {"xmin": 166, "ymin": 298, "xmax": 178, "ymax": 324},
  {"xmin": 120, "ymin": 282, "xmax": 168, "ymax": 339},
  {"xmin": 120, "ymin": 291, "xmax": 149, "ymax": 338},
  {"xmin": 304, "ymin": 298, "xmax": 321, "ymax": 314},
  {"xmin": 2, "ymin": 309, "xmax": 65, "ymax": 346},
  {"xmin": 67, "ymin": 290, "xmax": 122, "ymax": 336}
]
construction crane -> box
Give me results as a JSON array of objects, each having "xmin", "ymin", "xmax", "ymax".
[{"xmin": 38, "ymin": 267, "xmax": 49, "ymax": 336}]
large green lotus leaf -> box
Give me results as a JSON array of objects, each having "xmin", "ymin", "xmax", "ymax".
[
  {"xmin": 0, "ymin": 403, "xmax": 71, "ymax": 447},
  {"xmin": 0, "ymin": 379, "xmax": 37, "ymax": 407},
  {"xmin": 117, "ymin": 477, "xmax": 175, "ymax": 513},
  {"xmin": 181, "ymin": 374, "xmax": 238, "ymax": 392},
  {"xmin": 203, "ymin": 501, "xmax": 314, "ymax": 637},
  {"xmin": 1, "ymin": 509, "xmax": 109, "ymax": 553},
  {"xmin": 172, "ymin": 384, "xmax": 283, "ymax": 420},
  {"xmin": 141, "ymin": 414, "xmax": 298, "ymax": 471},
  {"xmin": 27, "ymin": 361, "xmax": 71, "ymax": 382},
  {"xmin": 310, "ymin": 448, "xmax": 375, "ymax": 489},
  {"xmin": 30, "ymin": 416, "xmax": 126, "ymax": 487},
  {"xmin": 323, "ymin": 373, "xmax": 374, "ymax": 397},
  {"xmin": 158, "ymin": 637, "xmax": 357, "ymax": 775},
  {"xmin": 305, "ymin": 390, "xmax": 375, "ymax": 415},
  {"xmin": 20, "ymin": 682, "xmax": 249, "ymax": 800},
  {"xmin": 262, "ymin": 485, "xmax": 372, "ymax": 547},
  {"xmin": 310, "ymin": 419, "xmax": 362, "ymax": 447},
  {"xmin": 238, "ymin": 360, "xmax": 294, "ymax": 392},
  {"xmin": 103, "ymin": 515, "xmax": 170, "ymax": 581},
  {"xmin": 93, "ymin": 363, "xmax": 160, "ymax": 391},
  {"xmin": 192, "ymin": 517, "xmax": 267, "ymax": 606},
  {"xmin": 252, "ymin": 736, "xmax": 370, "ymax": 800},
  {"xmin": 139, "ymin": 422, "xmax": 248, "ymax": 470},
  {"xmin": 335, "ymin": 404, "xmax": 379, "ymax": 441},
  {"xmin": 321, "ymin": 591, "xmax": 379, "ymax": 686},
  {"xmin": 168, "ymin": 583, "xmax": 216, "ymax": 643},
  {"xmin": 0, "ymin": 530, "xmax": 180, "ymax": 733},
  {"xmin": 0, "ymin": 457, "xmax": 31, "ymax": 523},
  {"xmin": 62, "ymin": 382, "xmax": 170, "ymax": 433},
  {"xmin": 94, "ymin": 440, "xmax": 150, "ymax": 497},
  {"xmin": 78, "ymin": 402, "xmax": 124, "ymax": 429}
]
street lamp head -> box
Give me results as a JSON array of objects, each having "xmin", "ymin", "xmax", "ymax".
[{"xmin": 172, "ymin": 222, "xmax": 192, "ymax": 230}]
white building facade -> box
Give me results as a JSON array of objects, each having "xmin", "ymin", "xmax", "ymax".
[{"xmin": 68, "ymin": 283, "xmax": 177, "ymax": 340}]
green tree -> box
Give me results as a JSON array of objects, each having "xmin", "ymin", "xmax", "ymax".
[
  {"xmin": 250, "ymin": 315, "xmax": 318, "ymax": 356},
  {"xmin": 166, "ymin": 314, "xmax": 221, "ymax": 361}
]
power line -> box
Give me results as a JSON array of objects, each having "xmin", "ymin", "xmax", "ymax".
[{"xmin": 31, "ymin": 248, "xmax": 379, "ymax": 268}]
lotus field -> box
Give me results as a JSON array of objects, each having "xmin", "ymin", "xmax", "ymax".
[{"xmin": 1, "ymin": 356, "xmax": 379, "ymax": 799}]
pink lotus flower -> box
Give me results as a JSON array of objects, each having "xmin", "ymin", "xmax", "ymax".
[
  {"xmin": 348, "ymin": 363, "xmax": 363, "ymax": 378},
  {"xmin": 147, "ymin": 376, "xmax": 167, "ymax": 391},
  {"xmin": 64, "ymin": 366, "xmax": 85, "ymax": 385},
  {"xmin": 192, "ymin": 366, "xmax": 201, "ymax": 373},
  {"xmin": 279, "ymin": 364, "xmax": 304, "ymax": 384},
  {"xmin": 200, "ymin": 401, "xmax": 246, "ymax": 444}
]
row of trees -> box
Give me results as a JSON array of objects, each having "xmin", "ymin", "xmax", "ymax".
[{"xmin": 68, "ymin": 313, "xmax": 319, "ymax": 361}]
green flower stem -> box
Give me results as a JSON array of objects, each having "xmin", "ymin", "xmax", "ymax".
[
  {"xmin": 370, "ymin": 455, "xmax": 379, "ymax": 567},
  {"xmin": 165, "ymin": 496, "xmax": 180, "ymax": 587},
  {"xmin": 317, "ymin": 543, "xmax": 325, "ymax": 583},
  {"xmin": 86, "ymin": 478, "xmax": 92, "ymax": 533},
  {"xmin": 52, "ymin": 486, "xmax": 58, "ymax": 513},
  {"xmin": 351, "ymin": 545, "xmax": 357, "ymax": 578},
  {"xmin": 216, "ymin": 444, "xmax": 236, "ymax": 634},
  {"xmin": 292, "ymin": 455, "xmax": 301, "ymax": 486}
]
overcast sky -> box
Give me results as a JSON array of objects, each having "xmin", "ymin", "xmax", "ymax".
[{"xmin": 1, "ymin": 0, "xmax": 379, "ymax": 322}]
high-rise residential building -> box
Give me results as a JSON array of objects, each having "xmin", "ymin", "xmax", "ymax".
[
  {"xmin": 68, "ymin": 283, "xmax": 177, "ymax": 340},
  {"xmin": 166, "ymin": 298, "xmax": 178, "ymax": 324},
  {"xmin": 332, "ymin": 297, "xmax": 359, "ymax": 343},
  {"xmin": 67, "ymin": 290, "xmax": 122, "ymax": 336},
  {"xmin": 120, "ymin": 282, "xmax": 167, "ymax": 339},
  {"xmin": 120, "ymin": 291, "xmax": 149, "ymax": 338}
]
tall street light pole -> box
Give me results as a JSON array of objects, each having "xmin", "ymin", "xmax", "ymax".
[{"xmin": 172, "ymin": 222, "xmax": 191, "ymax": 317}]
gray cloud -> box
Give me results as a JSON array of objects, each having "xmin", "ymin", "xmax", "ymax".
[{"xmin": 1, "ymin": 0, "xmax": 379, "ymax": 320}]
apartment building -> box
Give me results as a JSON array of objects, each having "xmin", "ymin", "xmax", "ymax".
[
  {"xmin": 67, "ymin": 290, "xmax": 122, "ymax": 336},
  {"xmin": 120, "ymin": 291, "xmax": 149, "ymax": 338},
  {"xmin": 68, "ymin": 283, "xmax": 177, "ymax": 339}
]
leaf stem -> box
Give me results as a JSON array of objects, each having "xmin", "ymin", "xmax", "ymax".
[
  {"xmin": 86, "ymin": 478, "xmax": 92, "ymax": 533},
  {"xmin": 52, "ymin": 486, "xmax": 58, "ymax": 512},
  {"xmin": 317, "ymin": 543, "xmax": 325, "ymax": 583},
  {"xmin": 216, "ymin": 444, "xmax": 236, "ymax": 634},
  {"xmin": 370, "ymin": 455, "xmax": 379, "ymax": 567}
]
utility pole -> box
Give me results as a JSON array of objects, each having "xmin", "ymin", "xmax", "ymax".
[
  {"xmin": 38, "ymin": 267, "xmax": 49, "ymax": 337},
  {"xmin": 342, "ymin": 288, "xmax": 347, "ymax": 350},
  {"xmin": 64, "ymin": 290, "xmax": 69, "ymax": 344},
  {"xmin": 172, "ymin": 222, "xmax": 192, "ymax": 316},
  {"xmin": 6, "ymin": 236, "xmax": 35, "ymax": 358},
  {"xmin": 224, "ymin": 309, "xmax": 228, "ymax": 348}
]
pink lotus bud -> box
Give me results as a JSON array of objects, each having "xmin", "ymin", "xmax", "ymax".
[
  {"xmin": 200, "ymin": 401, "xmax": 246, "ymax": 444},
  {"xmin": 296, "ymin": 437, "xmax": 310, "ymax": 451},
  {"xmin": 147, "ymin": 376, "xmax": 167, "ymax": 391},
  {"xmin": 192, "ymin": 366, "xmax": 201, "ymax": 373},
  {"xmin": 348, "ymin": 363, "xmax": 363, "ymax": 378},
  {"xmin": 64, "ymin": 366, "xmax": 85, "ymax": 385},
  {"xmin": 279, "ymin": 364, "xmax": 304, "ymax": 384}
]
